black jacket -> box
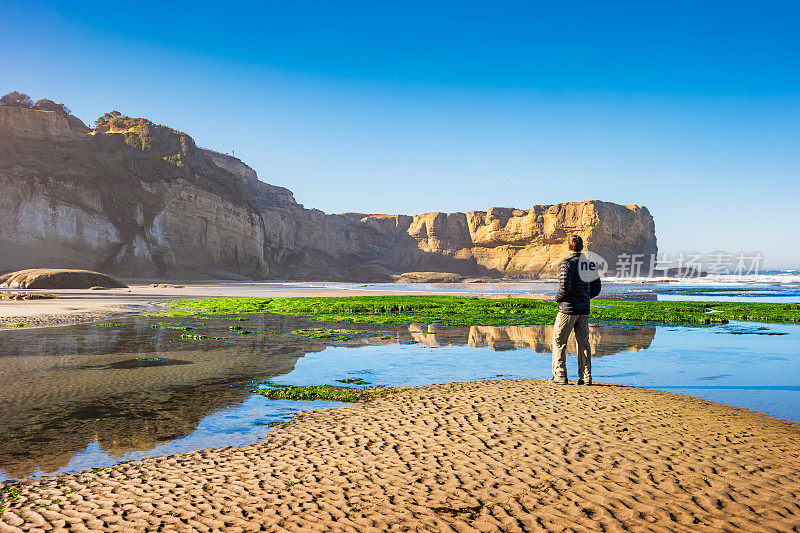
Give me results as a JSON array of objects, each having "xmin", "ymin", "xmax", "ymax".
[{"xmin": 555, "ymin": 253, "xmax": 602, "ymax": 315}]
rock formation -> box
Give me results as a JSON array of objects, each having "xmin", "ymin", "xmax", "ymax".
[
  {"xmin": 0, "ymin": 269, "xmax": 127, "ymax": 289},
  {"xmin": 0, "ymin": 103, "xmax": 657, "ymax": 280}
]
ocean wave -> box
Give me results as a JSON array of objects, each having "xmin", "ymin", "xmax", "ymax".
[{"xmin": 605, "ymin": 271, "xmax": 800, "ymax": 285}]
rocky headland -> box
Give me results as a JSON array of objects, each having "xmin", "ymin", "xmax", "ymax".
[{"xmin": 0, "ymin": 101, "xmax": 657, "ymax": 281}]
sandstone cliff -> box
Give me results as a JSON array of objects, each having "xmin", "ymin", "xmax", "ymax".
[{"xmin": 0, "ymin": 104, "xmax": 657, "ymax": 280}]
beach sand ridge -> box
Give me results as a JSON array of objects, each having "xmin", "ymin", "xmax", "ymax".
[{"xmin": 1, "ymin": 379, "xmax": 799, "ymax": 532}]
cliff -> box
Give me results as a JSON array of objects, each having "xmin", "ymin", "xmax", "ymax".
[
  {"xmin": 0, "ymin": 105, "xmax": 88, "ymax": 139},
  {"xmin": 0, "ymin": 104, "xmax": 657, "ymax": 280}
]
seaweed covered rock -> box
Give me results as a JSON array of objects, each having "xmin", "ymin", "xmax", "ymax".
[{"xmin": 0, "ymin": 269, "xmax": 127, "ymax": 289}]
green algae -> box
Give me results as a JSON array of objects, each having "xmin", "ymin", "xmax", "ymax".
[
  {"xmin": 251, "ymin": 383, "xmax": 396, "ymax": 402},
  {"xmin": 165, "ymin": 296, "xmax": 800, "ymax": 326},
  {"xmin": 9, "ymin": 322, "xmax": 26, "ymax": 328},
  {"xmin": 292, "ymin": 328, "xmax": 369, "ymax": 340},
  {"xmin": 336, "ymin": 378, "xmax": 371, "ymax": 385},
  {"xmin": 165, "ymin": 298, "xmax": 272, "ymax": 316},
  {"xmin": 151, "ymin": 323, "xmax": 194, "ymax": 331}
]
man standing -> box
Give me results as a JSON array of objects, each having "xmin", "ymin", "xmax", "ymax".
[{"xmin": 552, "ymin": 235, "xmax": 602, "ymax": 385}]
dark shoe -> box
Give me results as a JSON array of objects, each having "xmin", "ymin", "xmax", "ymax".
[
  {"xmin": 577, "ymin": 379, "xmax": 592, "ymax": 385},
  {"xmin": 551, "ymin": 377, "xmax": 569, "ymax": 385}
]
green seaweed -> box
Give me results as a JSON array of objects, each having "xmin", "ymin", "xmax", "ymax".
[
  {"xmin": 180, "ymin": 333, "xmax": 207, "ymax": 340},
  {"xmin": 162, "ymin": 297, "xmax": 272, "ymax": 317},
  {"xmin": 336, "ymin": 378, "xmax": 371, "ymax": 385},
  {"xmin": 165, "ymin": 296, "xmax": 800, "ymax": 326},
  {"xmin": 8, "ymin": 322, "xmax": 26, "ymax": 328},
  {"xmin": 151, "ymin": 323, "xmax": 194, "ymax": 331},
  {"xmin": 95, "ymin": 323, "xmax": 124, "ymax": 327},
  {"xmin": 251, "ymin": 383, "xmax": 396, "ymax": 402},
  {"xmin": 292, "ymin": 327, "xmax": 369, "ymax": 340}
]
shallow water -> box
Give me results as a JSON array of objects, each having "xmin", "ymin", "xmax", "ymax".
[{"xmin": 0, "ymin": 313, "xmax": 797, "ymax": 480}]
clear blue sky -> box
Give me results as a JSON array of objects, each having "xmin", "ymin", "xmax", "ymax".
[{"xmin": 3, "ymin": 0, "xmax": 799, "ymax": 267}]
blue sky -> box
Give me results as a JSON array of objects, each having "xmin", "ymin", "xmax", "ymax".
[{"xmin": 2, "ymin": 0, "xmax": 799, "ymax": 267}]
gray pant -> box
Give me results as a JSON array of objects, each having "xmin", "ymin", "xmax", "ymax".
[{"xmin": 552, "ymin": 312, "xmax": 591, "ymax": 381}]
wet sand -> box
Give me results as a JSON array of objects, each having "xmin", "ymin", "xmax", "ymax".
[
  {"xmin": 0, "ymin": 298, "xmax": 148, "ymax": 329},
  {"xmin": 1, "ymin": 379, "xmax": 798, "ymax": 532}
]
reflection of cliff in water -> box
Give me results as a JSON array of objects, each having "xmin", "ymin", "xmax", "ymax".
[
  {"xmin": 0, "ymin": 316, "xmax": 655, "ymax": 479},
  {"xmin": 406, "ymin": 324, "xmax": 656, "ymax": 356},
  {"xmin": 0, "ymin": 315, "xmax": 322, "ymax": 479}
]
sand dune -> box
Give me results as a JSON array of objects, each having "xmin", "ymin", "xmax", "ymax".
[{"xmin": 1, "ymin": 379, "xmax": 798, "ymax": 531}]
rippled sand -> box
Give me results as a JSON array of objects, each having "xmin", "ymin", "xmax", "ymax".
[{"xmin": 2, "ymin": 379, "xmax": 798, "ymax": 531}]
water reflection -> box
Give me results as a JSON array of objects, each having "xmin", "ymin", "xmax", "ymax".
[
  {"xmin": 406, "ymin": 324, "xmax": 655, "ymax": 356},
  {"xmin": 0, "ymin": 315, "xmax": 315, "ymax": 478},
  {"xmin": 0, "ymin": 316, "xmax": 656, "ymax": 479}
]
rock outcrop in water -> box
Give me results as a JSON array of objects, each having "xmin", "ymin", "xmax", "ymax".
[{"xmin": 0, "ymin": 103, "xmax": 657, "ymax": 280}]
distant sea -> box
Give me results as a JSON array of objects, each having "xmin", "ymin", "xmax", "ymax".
[{"xmin": 292, "ymin": 269, "xmax": 800, "ymax": 303}]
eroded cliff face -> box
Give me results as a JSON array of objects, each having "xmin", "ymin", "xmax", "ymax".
[
  {"xmin": 259, "ymin": 201, "xmax": 656, "ymax": 280},
  {"xmin": 0, "ymin": 106, "xmax": 657, "ymax": 280},
  {"xmin": 0, "ymin": 105, "xmax": 88, "ymax": 139}
]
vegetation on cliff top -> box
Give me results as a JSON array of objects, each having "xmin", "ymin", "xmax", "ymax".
[
  {"xmin": 2, "ymin": 91, "xmax": 72, "ymax": 115},
  {"xmin": 165, "ymin": 296, "xmax": 800, "ymax": 326},
  {"xmin": 1, "ymin": 91, "xmax": 34, "ymax": 108},
  {"xmin": 92, "ymin": 112, "xmax": 247, "ymax": 189}
]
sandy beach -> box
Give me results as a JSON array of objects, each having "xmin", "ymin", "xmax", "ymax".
[{"xmin": 1, "ymin": 379, "xmax": 798, "ymax": 532}]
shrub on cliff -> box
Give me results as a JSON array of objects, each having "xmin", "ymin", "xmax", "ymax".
[
  {"xmin": 95, "ymin": 110, "xmax": 125, "ymax": 127},
  {"xmin": 0, "ymin": 91, "xmax": 34, "ymax": 108}
]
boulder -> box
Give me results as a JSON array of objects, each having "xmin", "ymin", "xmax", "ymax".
[
  {"xmin": 395, "ymin": 272, "xmax": 465, "ymax": 283},
  {"xmin": 0, "ymin": 269, "xmax": 127, "ymax": 289}
]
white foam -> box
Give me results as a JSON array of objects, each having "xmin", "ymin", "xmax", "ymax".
[{"xmin": 606, "ymin": 271, "xmax": 800, "ymax": 286}]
